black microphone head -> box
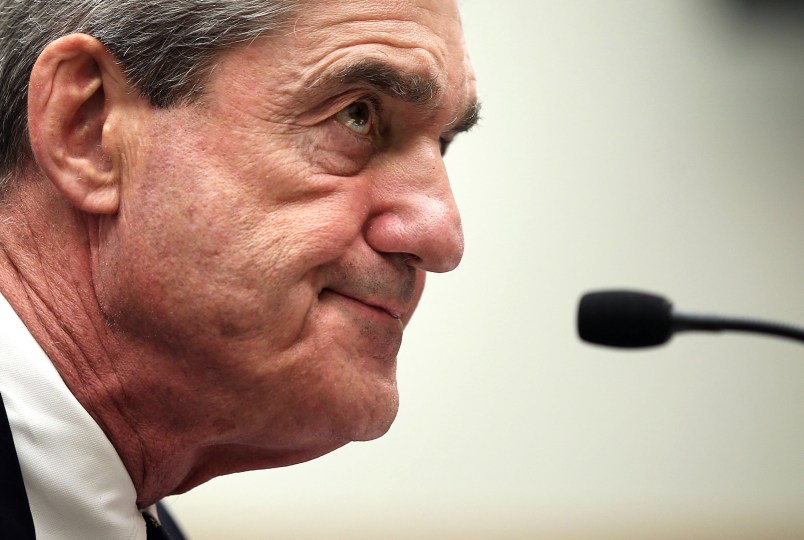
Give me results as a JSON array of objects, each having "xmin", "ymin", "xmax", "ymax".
[{"xmin": 578, "ymin": 290, "xmax": 674, "ymax": 348}]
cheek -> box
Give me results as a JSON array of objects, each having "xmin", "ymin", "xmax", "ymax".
[
  {"xmin": 97, "ymin": 121, "xmax": 373, "ymax": 353},
  {"xmin": 97, "ymin": 144, "xmax": 272, "ymax": 342}
]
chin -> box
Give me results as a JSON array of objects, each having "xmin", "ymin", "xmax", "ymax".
[
  {"xmin": 354, "ymin": 404, "xmax": 399, "ymax": 442},
  {"xmin": 336, "ymin": 381, "xmax": 400, "ymax": 443}
]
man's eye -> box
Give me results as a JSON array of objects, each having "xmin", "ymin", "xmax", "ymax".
[{"xmin": 335, "ymin": 101, "xmax": 374, "ymax": 136}]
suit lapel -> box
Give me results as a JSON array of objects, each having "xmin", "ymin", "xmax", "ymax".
[{"xmin": 0, "ymin": 391, "xmax": 37, "ymax": 539}]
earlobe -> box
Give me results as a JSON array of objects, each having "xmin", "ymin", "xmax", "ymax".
[{"xmin": 27, "ymin": 34, "xmax": 130, "ymax": 215}]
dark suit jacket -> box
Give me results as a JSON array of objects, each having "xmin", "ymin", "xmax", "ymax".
[{"xmin": 0, "ymin": 391, "xmax": 187, "ymax": 539}]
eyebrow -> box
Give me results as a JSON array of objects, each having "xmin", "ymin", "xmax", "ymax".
[
  {"xmin": 327, "ymin": 59, "xmax": 481, "ymax": 134},
  {"xmin": 450, "ymin": 100, "xmax": 482, "ymax": 135},
  {"xmin": 333, "ymin": 59, "xmax": 443, "ymax": 105}
]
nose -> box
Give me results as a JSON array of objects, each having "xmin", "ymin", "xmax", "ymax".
[{"xmin": 364, "ymin": 141, "xmax": 464, "ymax": 273}]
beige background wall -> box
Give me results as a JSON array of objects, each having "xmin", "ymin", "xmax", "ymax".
[{"xmin": 168, "ymin": 1, "xmax": 804, "ymax": 538}]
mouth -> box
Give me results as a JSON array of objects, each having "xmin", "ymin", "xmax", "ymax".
[{"xmin": 320, "ymin": 288, "xmax": 403, "ymax": 320}]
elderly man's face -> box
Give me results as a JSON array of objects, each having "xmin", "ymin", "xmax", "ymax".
[{"xmin": 98, "ymin": 0, "xmax": 476, "ymax": 458}]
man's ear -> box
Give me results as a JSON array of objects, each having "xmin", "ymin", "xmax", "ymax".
[{"xmin": 27, "ymin": 33, "xmax": 137, "ymax": 215}]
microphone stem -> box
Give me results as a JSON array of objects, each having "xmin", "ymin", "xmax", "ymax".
[{"xmin": 673, "ymin": 311, "xmax": 804, "ymax": 344}]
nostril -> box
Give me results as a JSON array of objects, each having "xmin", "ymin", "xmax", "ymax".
[{"xmin": 401, "ymin": 253, "xmax": 421, "ymax": 267}]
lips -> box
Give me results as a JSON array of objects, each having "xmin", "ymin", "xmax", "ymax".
[{"xmin": 320, "ymin": 288, "xmax": 404, "ymax": 320}]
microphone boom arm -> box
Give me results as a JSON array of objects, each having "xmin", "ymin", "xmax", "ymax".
[{"xmin": 672, "ymin": 310, "xmax": 804, "ymax": 344}]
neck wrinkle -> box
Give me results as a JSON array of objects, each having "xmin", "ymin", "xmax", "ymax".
[{"xmin": 0, "ymin": 181, "xmax": 158, "ymax": 505}]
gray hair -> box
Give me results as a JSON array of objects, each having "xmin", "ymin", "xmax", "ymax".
[{"xmin": 0, "ymin": 0, "xmax": 298, "ymax": 189}]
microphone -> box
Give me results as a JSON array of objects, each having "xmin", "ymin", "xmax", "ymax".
[{"xmin": 577, "ymin": 290, "xmax": 804, "ymax": 348}]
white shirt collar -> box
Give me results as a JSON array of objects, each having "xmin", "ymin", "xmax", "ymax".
[{"xmin": 0, "ymin": 294, "xmax": 147, "ymax": 540}]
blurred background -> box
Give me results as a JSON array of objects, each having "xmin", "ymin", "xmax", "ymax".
[{"xmin": 168, "ymin": 1, "xmax": 804, "ymax": 538}]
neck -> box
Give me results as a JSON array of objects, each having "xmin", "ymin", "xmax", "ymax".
[{"xmin": 0, "ymin": 179, "xmax": 168, "ymax": 506}]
